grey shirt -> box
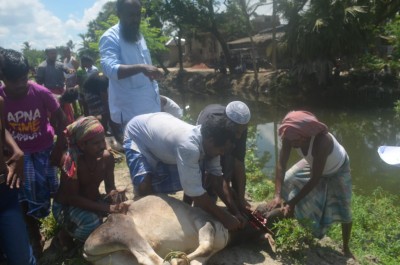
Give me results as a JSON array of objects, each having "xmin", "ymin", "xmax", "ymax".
[{"xmin": 36, "ymin": 60, "xmax": 66, "ymax": 90}]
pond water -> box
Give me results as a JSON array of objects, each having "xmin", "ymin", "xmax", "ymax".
[{"xmin": 166, "ymin": 92, "xmax": 400, "ymax": 196}]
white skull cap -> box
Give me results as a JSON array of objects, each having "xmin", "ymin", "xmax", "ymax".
[{"xmin": 226, "ymin": 101, "xmax": 251, "ymax": 125}]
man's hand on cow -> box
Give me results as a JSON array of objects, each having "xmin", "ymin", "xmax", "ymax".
[
  {"xmin": 239, "ymin": 199, "xmax": 252, "ymax": 212},
  {"xmin": 282, "ymin": 203, "xmax": 294, "ymax": 217},
  {"xmin": 109, "ymin": 202, "xmax": 130, "ymax": 214},
  {"xmin": 266, "ymin": 196, "xmax": 283, "ymax": 211},
  {"xmin": 107, "ymin": 189, "xmax": 128, "ymax": 204},
  {"xmin": 234, "ymin": 212, "xmax": 248, "ymax": 229},
  {"xmin": 223, "ymin": 214, "xmax": 242, "ymax": 231}
]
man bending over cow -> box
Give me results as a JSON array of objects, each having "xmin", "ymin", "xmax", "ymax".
[
  {"xmin": 52, "ymin": 116, "xmax": 128, "ymax": 251},
  {"xmin": 184, "ymin": 101, "xmax": 251, "ymax": 212},
  {"xmin": 124, "ymin": 112, "xmax": 246, "ymax": 231}
]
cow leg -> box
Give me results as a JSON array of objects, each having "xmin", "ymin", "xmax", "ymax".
[
  {"xmin": 186, "ymin": 221, "xmax": 228, "ymax": 264},
  {"xmin": 84, "ymin": 214, "xmax": 165, "ymax": 265}
]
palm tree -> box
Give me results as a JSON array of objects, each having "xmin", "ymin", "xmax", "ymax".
[
  {"xmin": 66, "ymin": 40, "xmax": 76, "ymax": 52},
  {"xmin": 22, "ymin": 41, "xmax": 31, "ymax": 52},
  {"xmin": 77, "ymin": 33, "xmax": 91, "ymax": 56},
  {"xmin": 278, "ymin": 0, "xmax": 370, "ymax": 85}
]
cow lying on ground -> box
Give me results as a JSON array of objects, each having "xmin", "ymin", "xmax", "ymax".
[{"xmin": 83, "ymin": 194, "xmax": 278, "ymax": 265}]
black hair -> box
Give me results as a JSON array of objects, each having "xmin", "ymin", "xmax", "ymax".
[
  {"xmin": 116, "ymin": 0, "xmax": 141, "ymax": 13},
  {"xmin": 201, "ymin": 115, "xmax": 236, "ymax": 147},
  {"xmin": 83, "ymin": 72, "xmax": 109, "ymax": 95},
  {"xmin": 80, "ymin": 54, "xmax": 94, "ymax": 64},
  {"xmin": 59, "ymin": 88, "xmax": 79, "ymax": 104},
  {"xmin": 0, "ymin": 47, "xmax": 5, "ymax": 71},
  {"xmin": 0, "ymin": 49, "xmax": 29, "ymax": 81},
  {"xmin": 45, "ymin": 47, "xmax": 56, "ymax": 53}
]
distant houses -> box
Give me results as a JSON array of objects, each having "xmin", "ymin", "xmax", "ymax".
[{"xmin": 162, "ymin": 15, "xmax": 285, "ymax": 69}]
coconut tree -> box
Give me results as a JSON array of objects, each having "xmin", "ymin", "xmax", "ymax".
[
  {"xmin": 22, "ymin": 41, "xmax": 31, "ymax": 52},
  {"xmin": 277, "ymin": 0, "xmax": 400, "ymax": 86},
  {"xmin": 66, "ymin": 40, "xmax": 76, "ymax": 52}
]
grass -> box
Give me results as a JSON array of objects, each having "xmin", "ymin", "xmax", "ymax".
[{"xmin": 327, "ymin": 188, "xmax": 400, "ymax": 265}]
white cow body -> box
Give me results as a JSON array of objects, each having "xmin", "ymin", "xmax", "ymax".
[{"xmin": 84, "ymin": 194, "xmax": 230, "ymax": 265}]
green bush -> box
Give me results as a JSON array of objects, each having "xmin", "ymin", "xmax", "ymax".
[
  {"xmin": 273, "ymin": 218, "xmax": 316, "ymax": 262},
  {"xmin": 394, "ymin": 100, "xmax": 400, "ymax": 119},
  {"xmin": 245, "ymin": 126, "xmax": 274, "ymax": 201},
  {"xmin": 41, "ymin": 213, "xmax": 61, "ymax": 240}
]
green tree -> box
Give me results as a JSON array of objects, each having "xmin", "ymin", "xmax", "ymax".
[
  {"xmin": 235, "ymin": 0, "xmax": 271, "ymax": 90},
  {"xmin": 385, "ymin": 14, "xmax": 400, "ymax": 60},
  {"xmin": 157, "ymin": 0, "xmax": 238, "ymax": 72},
  {"xmin": 154, "ymin": 0, "xmax": 196, "ymax": 72},
  {"xmin": 78, "ymin": 1, "xmax": 167, "ymax": 69},
  {"xmin": 277, "ymin": 0, "xmax": 400, "ymax": 85},
  {"xmin": 21, "ymin": 41, "xmax": 45, "ymax": 69}
]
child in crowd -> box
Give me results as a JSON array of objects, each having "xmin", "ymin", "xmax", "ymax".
[
  {"xmin": 0, "ymin": 49, "xmax": 67, "ymax": 258},
  {"xmin": 76, "ymin": 55, "xmax": 99, "ymax": 117},
  {"xmin": 52, "ymin": 116, "xmax": 128, "ymax": 250},
  {"xmin": 80, "ymin": 54, "xmax": 98, "ymax": 76},
  {"xmin": 82, "ymin": 72, "xmax": 110, "ymax": 132},
  {"xmin": 0, "ymin": 49, "xmax": 36, "ymax": 265}
]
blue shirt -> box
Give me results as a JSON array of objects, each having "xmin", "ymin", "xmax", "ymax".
[{"xmin": 99, "ymin": 23, "xmax": 161, "ymax": 125}]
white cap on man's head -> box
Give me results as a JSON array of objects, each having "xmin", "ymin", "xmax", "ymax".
[{"xmin": 226, "ymin": 101, "xmax": 251, "ymax": 125}]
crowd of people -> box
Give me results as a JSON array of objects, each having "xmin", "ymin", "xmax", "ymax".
[{"xmin": 0, "ymin": 0, "xmax": 355, "ymax": 264}]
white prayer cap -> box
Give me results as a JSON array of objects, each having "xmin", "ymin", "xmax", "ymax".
[{"xmin": 226, "ymin": 101, "xmax": 251, "ymax": 125}]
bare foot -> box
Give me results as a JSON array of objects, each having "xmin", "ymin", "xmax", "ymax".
[
  {"xmin": 343, "ymin": 247, "xmax": 356, "ymax": 260},
  {"xmin": 57, "ymin": 229, "xmax": 75, "ymax": 252},
  {"xmin": 256, "ymin": 233, "xmax": 276, "ymax": 252}
]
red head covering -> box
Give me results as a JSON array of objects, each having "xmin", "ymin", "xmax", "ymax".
[
  {"xmin": 63, "ymin": 116, "xmax": 105, "ymax": 179},
  {"xmin": 278, "ymin": 111, "xmax": 328, "ymax": 141}
]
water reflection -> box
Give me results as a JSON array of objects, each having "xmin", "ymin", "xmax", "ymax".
[{"xmin": 166, "ymin": 92, "xmax": 400, "ymax": 196}]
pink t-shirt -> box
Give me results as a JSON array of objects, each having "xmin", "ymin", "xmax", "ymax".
[{"xmin": 0, "ymin": 82, "xmax": 60, "ymax": 153}]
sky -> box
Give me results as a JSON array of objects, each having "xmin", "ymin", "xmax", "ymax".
[
  {"xmin": 0, "ymin": 0, "xmax": 273, "ymax": 52},
  {"xmin": 0, "ymin": 0, "xmax": 111, "ymax": 51}
]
